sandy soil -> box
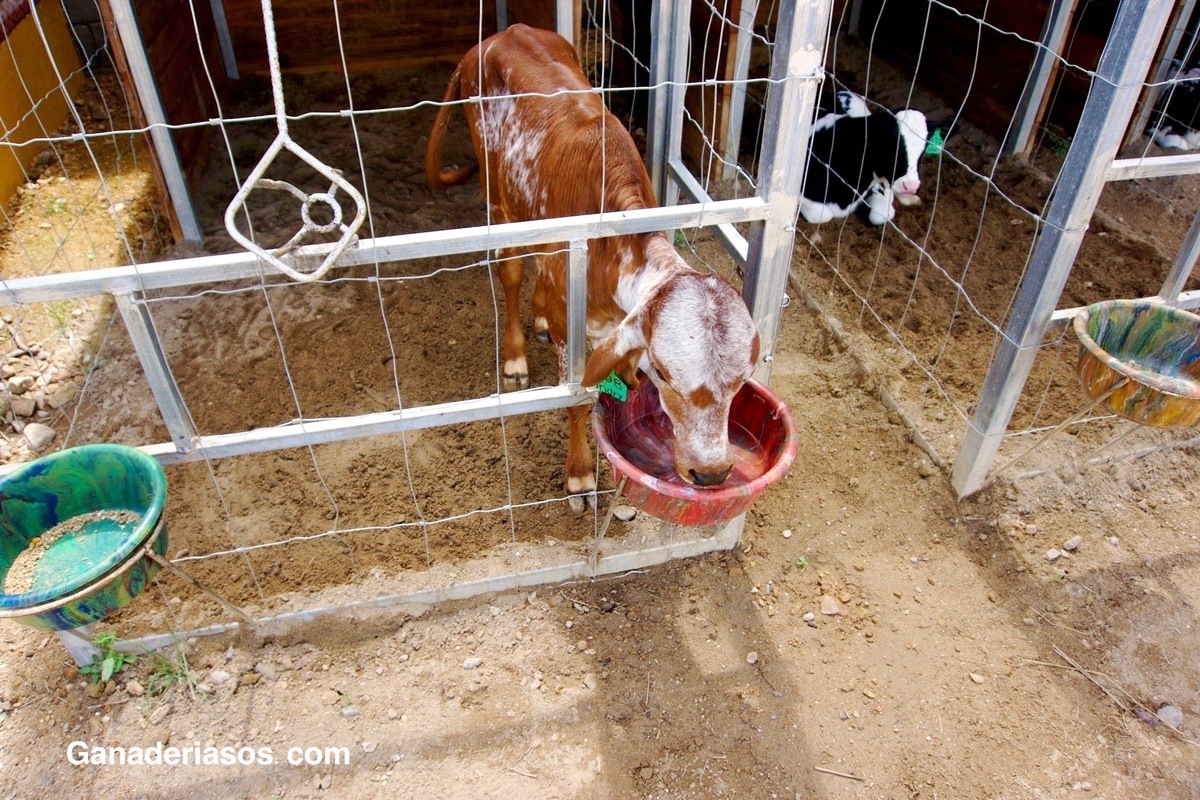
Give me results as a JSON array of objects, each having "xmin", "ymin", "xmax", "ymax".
[{"xmin": 0, "ymin": 47, "xmax": 1197, "ymax": 800}]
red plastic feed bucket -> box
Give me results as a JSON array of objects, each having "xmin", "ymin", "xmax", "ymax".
[{"xmin": 592, "ymin": 378, "xmax": 798, "ymax": 526}]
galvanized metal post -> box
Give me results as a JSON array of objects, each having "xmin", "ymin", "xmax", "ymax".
[
  {"xmin": 55, "ymin": 625, "xmax": 99, "ymax": 668},
  {"xmin": 1005, "ymin": 0, "xmax": 1077, "ymax": 157},
  {"xmin": 647, "ymin": 0, "xmax": 692, "ymax": 205},
  {"xmin": 722, "ymin": 0, "xmax": 760, "ymax": 182},
  {"xmin": 951, "ymin": 0, "xmax": 1175, "ymax": 498},
  {"xmin": 207, "ymin": 0, "xmax": 240, "ymax": 80},
  {"xmin": 114, "ymin": 292, "xmax": 198, "ymax": 453},
  {"xmin": 566, "ymin": 239, "xmax": 589, "ymax": 384},
  {"xmin": 556, "ymin": 0, "xmax": 575, "ymax": 45},
  {"xmin": 106, "ymin": 0, "xmax": 204, "ymax": 241},
  {"xmin": 743, "ymin": 0, "xmax": 831, "ymax": 384},
  {"xmin": 1161, "ymin": 208, "xmax": 1200, "ymax": 303}
]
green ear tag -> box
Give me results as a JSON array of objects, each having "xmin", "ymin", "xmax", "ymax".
[
  {"xmin": 925, "ymin": 128, "xmax": 945, "ymax": 157},
  {"xmin": 595, "ymin": 370, "xmax": 628, "ymax": 402}
]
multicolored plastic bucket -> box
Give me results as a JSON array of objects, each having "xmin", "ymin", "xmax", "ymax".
[
  {"xmin": 1074, "ymin": 300, "xmax": 1200, "ymax": 429},
  {"xmin": 0, "ymin": 444, "xmax": 168, "ymax": 631}
]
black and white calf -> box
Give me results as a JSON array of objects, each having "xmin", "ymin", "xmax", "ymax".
[
  {"xmin": 1148, "ymin": 65, "xmax": 1200, "ymax": 151},
  {"xmin": 801, "ymin": 90, "xmax": 943, "ymax": 227}
]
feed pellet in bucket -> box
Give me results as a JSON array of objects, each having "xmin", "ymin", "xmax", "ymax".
[{"xmin": 4, "ymin": 510, "xmax": 141, "ymax": 595}]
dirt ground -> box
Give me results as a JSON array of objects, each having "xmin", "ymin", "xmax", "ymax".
[{"xmin": 0, "ymin": 44, "xmax": 1198, "ymax": 800}]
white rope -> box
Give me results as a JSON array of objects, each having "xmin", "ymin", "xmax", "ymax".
[{"xmin": 221, "ymin": 0, "xmax": 366, "ymax": 283}]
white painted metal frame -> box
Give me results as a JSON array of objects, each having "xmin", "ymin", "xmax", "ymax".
[
  {"xmin": 557, "ymin": 0, "xmax": 576, "ymax": 45},
  {"xmin": 0, "ymin": 197, "xmax": 766, "ymax": 473},
  {"xmin": 743, "ymin": 0, "xmax": 830, "ymax": 383},
  {"xmin": 647, "ymin": 0, "xmax": 693, "ymax": 207},
  {"xmin": 952, "ymin": 0, "xmax": 1182, "ymax": 497},
  {"xmin": 115, "ymin": 516, "xmax": 746, "ymax": 655}
]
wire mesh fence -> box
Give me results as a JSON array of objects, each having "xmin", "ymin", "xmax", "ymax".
[{"xmin": 1, "ymin": 0, "xmax": 1199, "ymax": 647}]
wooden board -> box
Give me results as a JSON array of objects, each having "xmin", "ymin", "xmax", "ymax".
[
  {"xmin": 99, "ymin": 0, "xmax": 230, "ymax": 239},
  {"xmin": 222, "ymin": 0, "xmax": 499, "ymax": 75},
  {"xmin": 854, "ymin": 0, "xmax": 1120, "ymax": 142},
  {"xmin": 857, "ymin": 0, "xmax": 1053, "ymax": 138},
  {"xmin": 682, "ymin": 0, "xmax": 741, "ymax": 178}
]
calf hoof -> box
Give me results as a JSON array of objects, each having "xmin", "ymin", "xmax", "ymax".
[
  {"xmin": 502, "ymin": 357, "xmax": 529, "ymax": 391},
  {"xmin": 502, "ymin": 372, "xmax": 530, "ymax": 391},
  {"xmin": 567, "ymin": 492, "xmax": 597, "ymax": 513},
  {"xmin": 567, "ymin": 474, "xmax": 597, "ymax": 513},
  {"xmin": 534, "ymin": 318, "xmax": 551, "ymax": 344},
  {"xmin": 867, "ymin": 207, "xmax": 895, "ymax": 226}
]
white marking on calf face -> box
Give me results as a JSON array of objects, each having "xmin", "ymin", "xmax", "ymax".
[
  {"xmin": 893, "ymin": 110, "xmax": 928, "ymax": 201},
  {"xmin": 586, "ymin": 319, "xmax": 617, "ymax": 345},
  {"xmin": 644, "ymin": 274, "xmax": 757, "ymax": 482}
]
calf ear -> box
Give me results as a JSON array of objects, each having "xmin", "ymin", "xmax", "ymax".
[
  {"xmin": 925, "ymin": 117, "xmax": 957, "ymax": 142},
  {"xmin": 584, "ymin": 318, "xmax": 646, "ymax": 388}
]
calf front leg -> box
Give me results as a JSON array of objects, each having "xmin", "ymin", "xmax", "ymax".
[
  {"xmin": 558, "ymin": 341, "xmax": 596, "ymax": 512},
  {"xmin": 865, "ymin": 184, "xmax": 896, "ymax": 226},
  {"xmin": 566, "ymin": 404, "xmax": 596, "ymax": 512}
]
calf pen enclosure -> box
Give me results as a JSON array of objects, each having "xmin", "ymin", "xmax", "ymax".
[
  {"xmin": 0, "ymin": 0, "xmax": 819, "ymax": 648},
  {"xmin": 0, "ymin": 0, "xmax": 1198, "ymax": 652}
]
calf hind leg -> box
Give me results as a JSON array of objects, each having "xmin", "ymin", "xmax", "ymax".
[
  {"xmin": 498, "ymin": 254, "xmax": 529, "ymax": 390},
  {"xmin": 531, "ymin": 266, "xmax": 552, "ymax": 344}
]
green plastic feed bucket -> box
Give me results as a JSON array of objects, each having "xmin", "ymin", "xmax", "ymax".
[{"xmin": 0, "ymin": 444, "xmax": 168, "ymax": 631}]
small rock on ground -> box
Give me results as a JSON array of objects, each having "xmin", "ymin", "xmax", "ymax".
[
  {"xmin": 612, "ymin": 505, "xmax": 637, "ymax": 522},
  {"xmin": 820, "ymin": 595, "xmax": 844, "ymax": 616},
  {"xmin": 22, "ymin": 423, "xmax": 55, "ymax": 451},
  {"xmin": 1157, "ymin": 704, "xmax": 1183, "ymax": 729},
  {"xmin": 1045, "ymin": 549, "xmax": 1062, "ymax": 562},
  {"xmin": 1063, "ymin": 535, "xmax": 1083, "ymax": 552}
]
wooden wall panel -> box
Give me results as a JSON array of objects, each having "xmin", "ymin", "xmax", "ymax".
[
  {"xmin": 857, "ymin": 0, "xmax": 1114, "ymax": 141},
  {"xmin": 858, "ymin": 0, "xmax": 1050, "ymax": 137},
  {"xmin": 129, "ymin": 0, "xmax": 227, "ymax": 181},
  {"xmin": 222, "ymin": 0, "xmax": 499, "ymax": 75}
]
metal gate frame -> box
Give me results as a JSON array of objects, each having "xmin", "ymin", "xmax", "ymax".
[{"xmin": 951, "ymin": 0, "xmax": 1197, "ymax": 497}]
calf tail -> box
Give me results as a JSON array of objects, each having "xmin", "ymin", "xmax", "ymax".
[{"xmin": 425, "ymin": 62, "xmax": 479, "ymax": 190}]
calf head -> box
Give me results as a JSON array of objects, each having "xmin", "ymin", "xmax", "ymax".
[
  {"xmin": 585, "ymin": 272, "xmax": 759, "ymax": 486},
  {"xmin": 874, "ymin": 109, "xmax": 929, "ymax": 206}
]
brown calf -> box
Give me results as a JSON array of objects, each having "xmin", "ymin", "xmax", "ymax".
[{"xmin": 426, "ymin": 24, "xmax": 759, "ymax": 510}]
